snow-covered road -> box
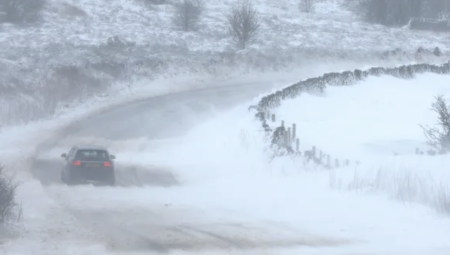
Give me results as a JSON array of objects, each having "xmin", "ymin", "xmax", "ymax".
[{"xmin": 26, "ymin": 81, "xmax": 348, "ymax": 254}]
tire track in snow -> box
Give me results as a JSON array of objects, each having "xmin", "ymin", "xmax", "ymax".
[{"xmin": 46, "ymin": 198, "xmax": 352, "ymax": 253}]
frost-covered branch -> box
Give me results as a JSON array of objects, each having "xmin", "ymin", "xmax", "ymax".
[{"xmin": 421, "ymin": 95, "xmax": 450, "ymax": 153}]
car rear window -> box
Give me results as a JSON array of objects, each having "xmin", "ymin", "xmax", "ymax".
[{"xmin": 75, "ymin": 149, "xmax": 109, "ymax": 161}]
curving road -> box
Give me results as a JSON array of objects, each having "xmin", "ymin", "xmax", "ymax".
[
  {"xmin": 30, "ymin": 81, "xmax": 350, "ymax": 254},
  {"xmin": 32, "ymin": 82, "xmax": 279, "ymax": 186}
]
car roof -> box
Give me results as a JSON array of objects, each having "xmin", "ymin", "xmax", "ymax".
[{"xmin": 74, "ymin": 144, "xmax": 108, "ymax": 151}]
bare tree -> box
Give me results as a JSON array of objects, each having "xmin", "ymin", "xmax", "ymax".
[
  {"xmin": 226, "ymin": 0, "xmax": 260, "ymax": 49},
  {"xmin": 299, "ymin": 0, "xmax": 315, "ymax": 13},
  {"xmin": 0, "ymin": 165, "xmax": 21, "ymax": 225},
  {"xmin": 420, "ymin": 95, "xmax": 450, "ymax": 153},
  {"xmin": 173, "ymin": 0, "xmax": 203, "ymax": 31}
]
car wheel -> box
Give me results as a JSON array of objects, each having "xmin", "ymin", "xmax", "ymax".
[
  {"xmin": 107, "ymin": 174, "xmax": 116, "ymax": 187},
  {"xmin": 107, "ymin": 179, "xmax": 115, "ymax": 187},
  {"xmin": 63, "ymin": 171, "xmax": 76, "ymax": 186},
  {"xmin": 61, "ymin": 170, "xmax": 66, "ymax": 183}
]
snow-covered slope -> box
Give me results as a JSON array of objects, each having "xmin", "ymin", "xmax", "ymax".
[{"xmin": 1, "ymin": 0, "xmax": 448, "ymax": 126}]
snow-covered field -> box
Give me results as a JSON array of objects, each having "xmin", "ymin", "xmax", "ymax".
[
  {"xmin": 1, "ymin": 0, "xmax": 448, "ymax": 126},
  {"xmin": 2, "ymin": 72, "xmax": 450, "ymax": 254},
  {"xmin": 269, "ymin": 73, "xmax": 450, "ymax": 215}
]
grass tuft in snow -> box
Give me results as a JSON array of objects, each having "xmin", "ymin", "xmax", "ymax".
[
  {"xmin": 0, "ymin": 164, "xmax": 22, "ymax": 228},
  {"xmin": 329, "ymin": 156, "xmax": 450, "ymax": 216}
]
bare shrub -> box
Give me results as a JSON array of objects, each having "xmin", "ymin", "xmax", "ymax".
[
  {"xmin": 173, "ymin": 0, "xmax": 203, "ymax": 31},
  {"xmin": 299, "ymin": 0, "xmax": 315, "ymax": 13},
  {"xmin": 226, "ymin": 0, "xmax": 260, "ymax": 49},
  {"xmin": 420, "ymin": 95, "xmax": 450, "ymax": 154},
  {"xmin": 0, "ymin": 0, "xmax": 46, "ymax": 24},
  {"xmin": 0, "ymin": 165, "xmax": 21, "ymax": 225},
  {"xmin": 433, "ymin": 47, "xmax": 442, "ymax": 57}
]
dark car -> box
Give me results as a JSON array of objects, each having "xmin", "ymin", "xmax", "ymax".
[{"xmin": 60, "ymin": 145, "xmax": 116, "ymax": 186}]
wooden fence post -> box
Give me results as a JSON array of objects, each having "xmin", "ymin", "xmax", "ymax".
[
  {"xmin": 283, "ymin": 129, "xmax": 288, "ymax": 147},
  {"xmin": 287, "ymin": 127, "xmax": 291, "ymax": 146},
  {"xmin": 292, "ymin": 123, "xmax": 296, "ymax": 140},
  {"xmin": 296, "ymin": 139, "xmax": 299, "ymax": 152}
]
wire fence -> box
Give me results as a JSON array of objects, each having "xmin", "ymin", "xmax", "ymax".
[{"xmin": 260, "ymin": 109, "xmax": 358, "ymax": 169}]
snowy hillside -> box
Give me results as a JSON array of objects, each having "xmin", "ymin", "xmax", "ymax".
[
  {"xmin": 1, "ymin": 0, "xmax": 448, "ymax": 126},
  {"xmin": 4, "ymin": 0, "xmax": 447, "ymax": 51}
]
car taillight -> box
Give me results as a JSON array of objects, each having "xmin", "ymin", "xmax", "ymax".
[
  {"xmin": 72, "ymin": 161, "xmax": 81, "ymax": 166},
  {"xmin": 104, "ymin": 162, "xmax": 112, "ymax": 167}
]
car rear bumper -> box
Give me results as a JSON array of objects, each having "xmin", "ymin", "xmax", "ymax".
[{"xmin": 69, "ymin": 166, "xmax": 115, "ymax": 184}]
